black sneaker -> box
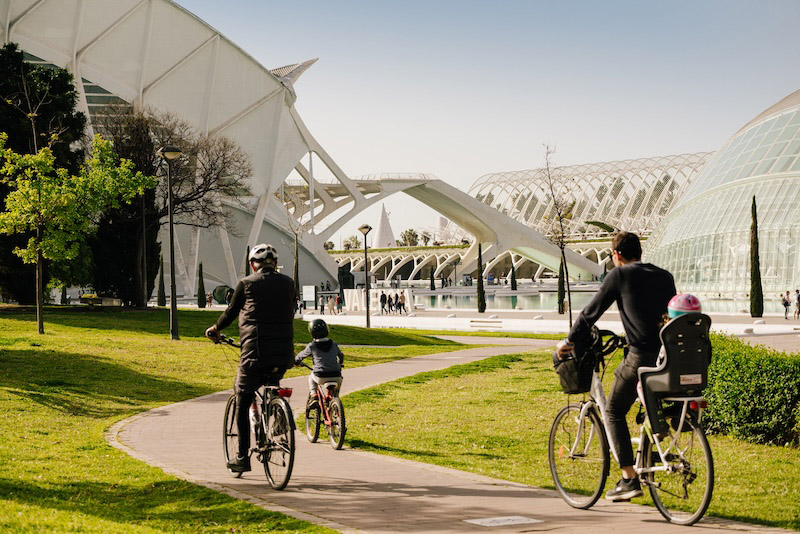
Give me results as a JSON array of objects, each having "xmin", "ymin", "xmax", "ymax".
[
  {"xmin": 226, "ymin": 455, "xmax": 251, "ymax": 473},
  {"xmin": 605, "ymin": 477, "xmax": 643, "ymax": 501}
]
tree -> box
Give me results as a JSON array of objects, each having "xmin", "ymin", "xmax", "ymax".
[
  {"xmin": 477, "ymin": 243, "xmax": 486, "ymax": 313},
  {"xmin": 421, "ymin": 232, "xmax": 430, "ymax": 246},
  {"xmin": 397, "ymin": 228, "xmax": 419, "ymax": 247},
  {"xmin": 0, "ymin": 134, "xmax": 155, "ymax": 333},
  {"xmin": 430, "ymin": 266, "xmax": 435, "ymax": 290},
  {"xmin": 750, "ymin": 195, "xmax": 763, "ymax": 318},
  {"xmin": 197, "ymin": 262, "xmax": 206, "ymax": 308},
  {"xmin": 157, "ymin": 254, "xmax": 166, "ymax": 306},
  {"xmin": 0, "ymin": 42, "xmax": 86, "ymax": 304},
  {"xmin": 511, "ymin": 261, "xmax": 517, "ymax": 291},
  {"xmin": 91, "ymin": 108, "xmax": 252, "ymax": 306},
  {"xmin": 344, "ymin": 235, "xmax": 362, "ymax": 250},
  {"xmin": 323, "ymin": 241, "xmax": 335, "ymax": 251},
  {"xmin": 245, "ymin": 245, "xmax": 251, "ymax": 276},
  {"xmin": 542, "ymin": 145, "xmax": 574, "ymax": 327},
  {"xmin": 557, "ymin": 259, "xmax": 566, "ymax": 314}
]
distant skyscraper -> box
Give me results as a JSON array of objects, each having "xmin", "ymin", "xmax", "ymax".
[{"xmin": 374, "ymin": 204, "xmax": 396, "ymax": 247}]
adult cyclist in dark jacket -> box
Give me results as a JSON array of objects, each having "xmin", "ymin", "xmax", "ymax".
[
  {"xmin": 556, "ymin": 231, "xmax": 676, "ymax": 501},
  {"xmin": 205, "ymin": 243, "xmax": 295, "ymax": 473}
]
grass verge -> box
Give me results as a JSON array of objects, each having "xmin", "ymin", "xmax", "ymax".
[
  {"xmin": 343, "ymin": 349, "xmax": 800, "ymax": 530},
  {"xmin": 0, "ymin": 307, "xmax": 459, "ymax": 533}
]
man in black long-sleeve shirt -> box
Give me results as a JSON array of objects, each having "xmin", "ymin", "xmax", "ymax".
[
  {"xmin": 556, "ymin": 231, "xmax": 676, "ymax": 501},
  {"xmin": 206, "ymin": 243, "xmax": 295, "ymax": 473}
]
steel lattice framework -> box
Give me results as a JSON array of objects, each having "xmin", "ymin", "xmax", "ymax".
[{"xmin": 468, "ymin": 153, "xmax": 712, "ymax": 239}]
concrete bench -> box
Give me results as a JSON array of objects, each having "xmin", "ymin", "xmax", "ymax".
[{"xmin": 470, "ymin": 319, "xmax": 503, "ymax": 329}]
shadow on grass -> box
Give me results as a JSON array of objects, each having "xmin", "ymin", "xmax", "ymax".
[
  {"xmin": 0, "ymin": 348, "xmax": 213, "ymax": 418},
  {"xmin": 3, "ymin": 308, "xmax": 456, "ymax": 346},
  {"xmin": 348, "ymin": 438, "xmax": 444, "ymax": 458},
  {"xmin": 0, "ymin": 477, "xmax": 306, "ymax": 530}
]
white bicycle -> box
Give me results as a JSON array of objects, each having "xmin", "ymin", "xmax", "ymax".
[{"xmin": 549, "ymin": 320, "xmax": 714, "ymax": 526}]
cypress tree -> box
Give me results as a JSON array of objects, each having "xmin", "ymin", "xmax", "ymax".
[
  {"xmin": 750, "ymin": 195, "xmax": 764, "ymax": 317},
  {"xmin": 511, "ymin": 261, "xmax": 517, "ymax": 291},
  {"xmin": 430, "ymin": 266, "xmax": 435, "ymax": 290},
  {"xmin": 197, "ymin": 262, "xmax": 206, "ymax": 308},
  {"xmin": 477, "ymin": 243, "xmax": 486, "ymax": 313},
  {"xmin": 157, "ymin": 255, "xmax": 166, "ymax": 307},
  {"xmin": 557, "ymin": 259, "xmax": 566, "ymax": 314},
  {"xmin": 245, "ymin": 246, "xmax": 251, "ymax": 276}
]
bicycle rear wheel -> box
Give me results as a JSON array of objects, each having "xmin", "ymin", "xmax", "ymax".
[
  {"xmin": 328, "ymin": 397, "xmax": 346, "ymax": 450},
  {"xmin": 263, "ymin": 398, "xmax": 295, "ymax": 490},
  {"xmin": 643, "ymin": 419, "xmax": 713, "ymax": 525},
  {"xmin": 222, "ymin": 395, "xmax": 242, "ymax": 479},
  {"xmin": 305, "ymin": 395, "xmax": 321, "ymax": 443},
  {"xmin": 548, "ymin": 403, "xmax": 609, "ymax": 509}
]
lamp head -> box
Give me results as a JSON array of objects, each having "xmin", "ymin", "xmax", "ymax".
[
  {"xmin": 358, "ymin": 223, "xmax": 372, "ymax": 236},
  {"xmin": 157, "ymin": 145, "xmax": 182, "ymax": 160}
]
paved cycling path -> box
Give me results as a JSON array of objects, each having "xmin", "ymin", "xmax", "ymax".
[{"xmin": 109, "ymin": 339, "xmax": 789, "ymax": 534}]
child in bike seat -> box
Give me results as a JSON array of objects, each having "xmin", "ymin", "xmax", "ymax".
[{"xmin": 294, "ymin": 319, "xmax": 344, "ymax": 398}]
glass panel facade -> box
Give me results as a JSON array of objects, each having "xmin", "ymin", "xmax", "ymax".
[{"xmin": 645, "ymin": 92, "xmax": 800, "ymax": 297}]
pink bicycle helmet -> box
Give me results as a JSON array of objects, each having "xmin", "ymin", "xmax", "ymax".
[{"xmin": 668, "ymin": 293, "xmax": 702, "ymax": 319}]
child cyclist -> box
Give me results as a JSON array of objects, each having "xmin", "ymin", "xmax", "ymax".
[{"xmin": 295, "ymin": 319, "xmax": 344, "ymax": 398}]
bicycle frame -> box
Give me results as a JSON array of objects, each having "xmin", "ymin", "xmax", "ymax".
[
  {"xmin": 572, "ymin": 360, "xmax": 706, "ymax": 479},
  {"xmin": 313, "ymin": 382, "xmax": 339, "ymax": 427}
]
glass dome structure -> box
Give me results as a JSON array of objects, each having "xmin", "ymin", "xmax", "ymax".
[{"xmin": 645, "ymin": 90, "xmax": 800, "ymax": 297}]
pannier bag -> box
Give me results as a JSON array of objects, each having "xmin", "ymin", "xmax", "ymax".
[{"xmin": 552, "ymin": 327, "xmax": 601, "ymax": 394}]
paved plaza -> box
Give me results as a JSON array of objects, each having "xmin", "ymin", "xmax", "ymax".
[{"xmin": 108, "ymin": 338, "xmax": 792, "ymax": 533}]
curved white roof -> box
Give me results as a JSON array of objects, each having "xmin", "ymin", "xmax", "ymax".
[{"xmin": 1, "ymin": 0, "xmax": 311, "ymax": 197}]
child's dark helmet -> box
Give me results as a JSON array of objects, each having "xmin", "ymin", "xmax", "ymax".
[{"xmin": 309, "ymin": 318, "xmax": 328, "ymax": 339}]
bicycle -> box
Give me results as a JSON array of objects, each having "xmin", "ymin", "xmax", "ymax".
[
  {"xmin": 548, "ymin": 327, "xmax": 714, "ymax": 525},
  {"xmin": 299, "ymin": 362, "xmax": 346, "ymax": 449},
  {"xmin": 218, "ymin": 335, "xmax": 296, "ymax": 490}
]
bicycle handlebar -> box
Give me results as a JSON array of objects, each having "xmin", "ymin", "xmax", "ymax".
[{"xmin": 218, "ymin": 333, "xmax": 241, "ymax": 348}]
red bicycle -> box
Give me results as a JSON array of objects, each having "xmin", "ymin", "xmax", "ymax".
[{"xmin": 300, "ymin": 362, "xmax": 346, "ymax": 449}]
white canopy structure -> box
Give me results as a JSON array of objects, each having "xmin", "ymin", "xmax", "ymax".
[{"xmin": 1, "ymin": 0, "xmax": 603, "ymax": 294}]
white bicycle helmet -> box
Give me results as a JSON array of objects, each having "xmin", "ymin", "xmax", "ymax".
[{"xmin": 249, "ymin": 243, "xmax": 278, "ymax": 263}]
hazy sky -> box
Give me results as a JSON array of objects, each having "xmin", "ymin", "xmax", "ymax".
[{"xmin": 177, "ymin": 0, "xmax": 800, "ymax": 246}]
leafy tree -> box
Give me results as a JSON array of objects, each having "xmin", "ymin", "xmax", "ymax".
[
  {"xmin": 0, "ymin": 134, "xmax": 155, "ymax": 333},
  {"xmin": 420, "ymin": 232, "xmax": 430, "ymax": 246},
  {"xmin": 477, "ymin": 243, "xmax": 486, "ymax": 313},
  {"xmin": 750, "ymin": 195, "xmax": 763, "ymax": 318},
  {"xmin": 0, "ymin": 42, "xmax": 86, "ymax": 304},
  {"xmin": 344, "ymin": 235, "xmax": 362, "ymax": 250},
  {"xmin": 90, "ymin": 111, "xmax": 159, "ymax": 307},
  {"xmin": 197, "ymin": 262, "xmax": 206, "ymax": 308},
  {"xmin": 511, "ymin": 261, "xmax": 517, "ymax": 291},
  {"xmin": 397, "ymin": 228, "xmax": 419, "ymax": 247},
  {"xmin": 323, "ymin": 240, "xmax": 335, "ymax": 251},
  {"xmin": 157, "ymin": 255, "xmax": 166, "ymax": 306}
]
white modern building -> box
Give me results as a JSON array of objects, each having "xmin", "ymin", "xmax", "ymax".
[{"xmin": 2, "ymin": 0, "xmax": 602, "ymax": 299}]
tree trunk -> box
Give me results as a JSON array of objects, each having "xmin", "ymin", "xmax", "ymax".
[
  {"xmin": 133, "ymin": 227, "xmax": 145, "ymax": 308},
  {"xmin": 561, "ymin": 248, "xmax": 573, "ymax": 327},
  {"xmin": 36, "ymin": 226, "xmax": 44, "ymax": 334},
  {"xmin": 477, "ymin": 243, "xmax": 486, "ymax": 313},
  {"xmin": 557, "ymin": 259, "xmax": 565, "ymax": 315},
  {"xmin": 293, "ymin": 233, "xmax": 300, "ymax": 298}
]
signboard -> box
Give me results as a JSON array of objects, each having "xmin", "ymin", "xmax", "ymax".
[{"xmin": 302, "ymin": 285, "xmax": 317, "ymax": 303}]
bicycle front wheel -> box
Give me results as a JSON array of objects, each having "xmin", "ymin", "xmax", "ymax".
[
  {"xmin": 305, "ymin": 395, "xmax": 321, "ymax": 443},
  {"xmin": 548, "ymin": 403, "xmax": 610, "ymax": 509},
  {"xmin": 222, "ymin": 395, "xmax": 242, "ymax": 479},
  {"xmin": 263, "ymin": 398, "xmax": 295, "ymax": 490},
  {"xmin": 643, "ymin": 419, "xmax": 714, "ymax": 525},
  {"xmin": 328, "ymin": 397, "xmax": 346, "ymax": 450}
]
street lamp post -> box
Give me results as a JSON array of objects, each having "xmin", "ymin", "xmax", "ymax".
[
  {"xmin": 359, "ymin": 223, "xmax": 372, "ymax": 328},
  {"xmin": 158, "ymin": 145, "xmax": 182, "ymax": 340}
]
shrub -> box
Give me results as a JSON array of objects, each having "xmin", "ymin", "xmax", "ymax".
[{"xmin": 704, "ymin": 333, "xmax": 800, "ymax": 446}]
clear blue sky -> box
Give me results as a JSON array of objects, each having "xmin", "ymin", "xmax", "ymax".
[{"xmin": 177, "ymin": 0, "xmax": 800, "ymax": 245}]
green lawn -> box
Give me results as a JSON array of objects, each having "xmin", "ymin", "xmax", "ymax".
[
  {"xmin": 343, "ymin": 349, "xmax": 800, "ymax": 530},
  {"xmin": 0, "ymin": 307, "xmax": 460, "ymax": 533}
]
